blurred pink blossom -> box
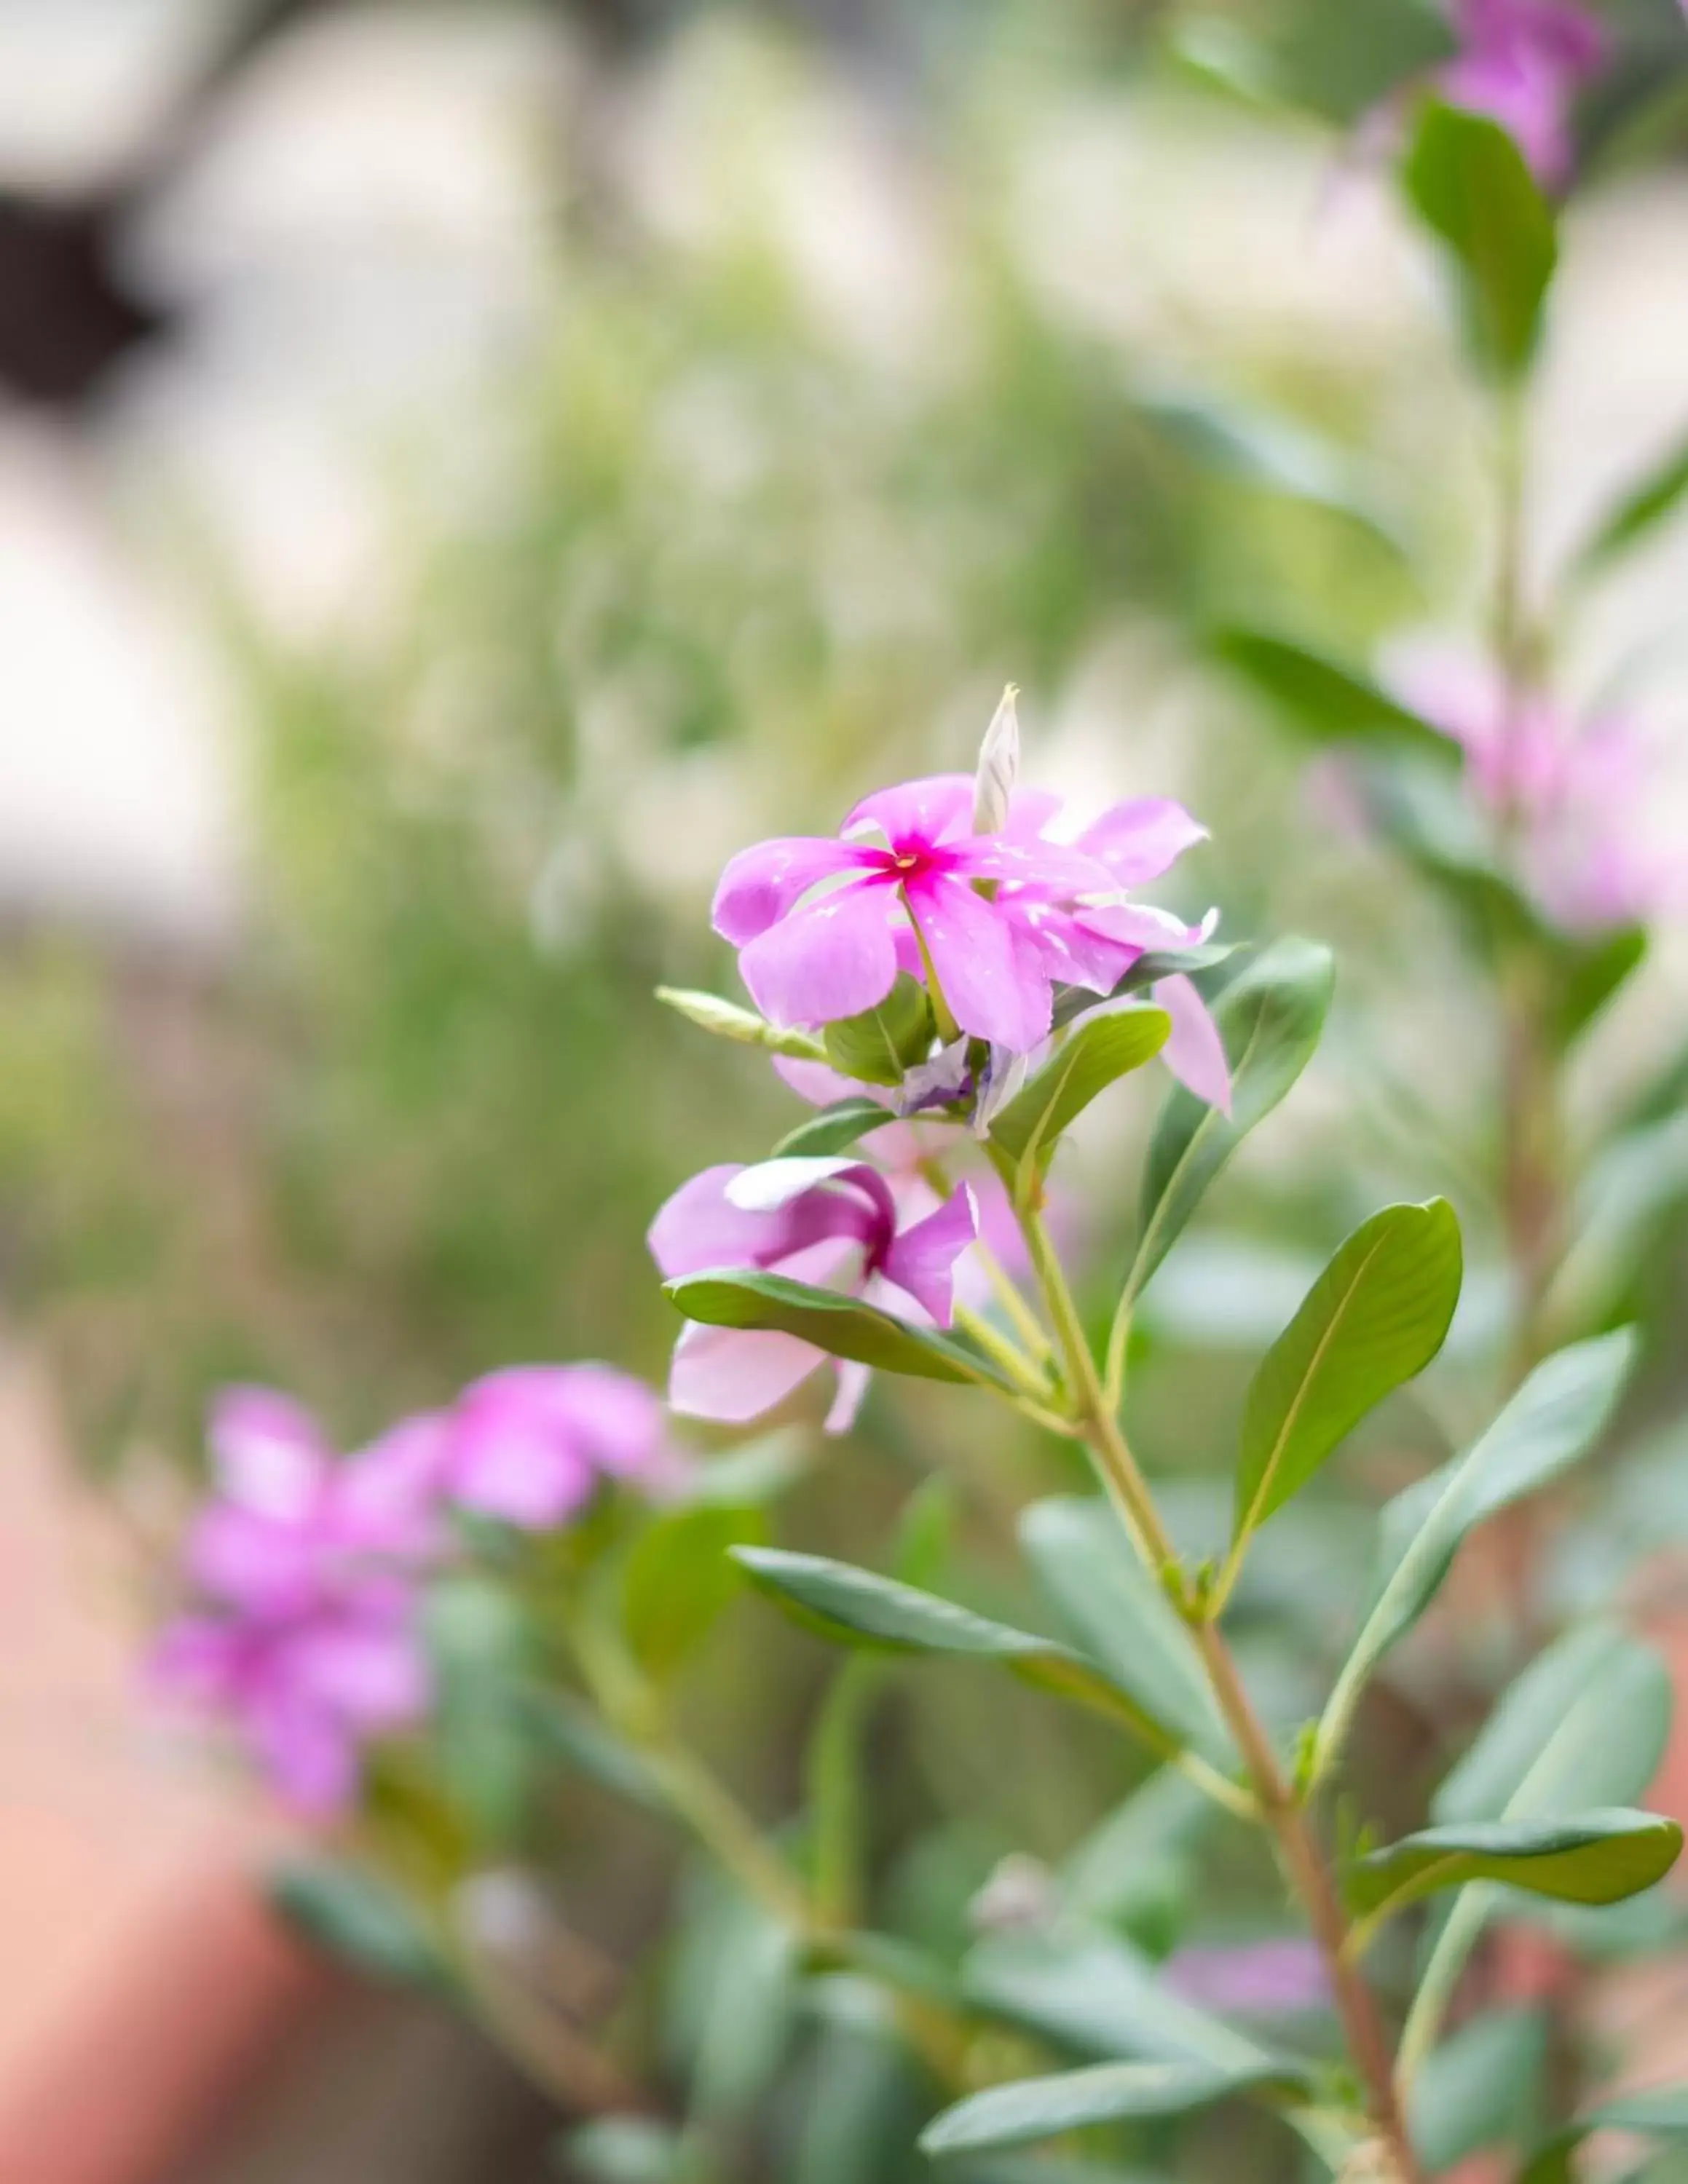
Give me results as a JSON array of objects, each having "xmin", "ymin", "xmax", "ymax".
[
  {"xmin": 1435, "ymin": 0, "xmax": 1606, "ymax": 186},
  {"xmin": 647, "ymin": 1157, "xmax": 977, "ymax": 1431},
  {"xmin": 1164, "ymin": 1937, "xmax": 1330, "ymax": 2017},
  {"xmin": 443, "ymin": 1364, "xmax": 679, "ymax": 1527}
]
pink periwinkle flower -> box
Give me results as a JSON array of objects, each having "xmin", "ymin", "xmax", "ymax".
[
  {"xmin": 1436, "ymin": 0, "xmax": 1606, "ymax": 186},
  {"xmin": 647, "ymin": 1157, "xmax": 979, "ymax": 1432},
  {"xmin": 443, "ymin": 1364, "xmax": 679, "ymax": 1528},
  {"xmin": 1395, "ymin": 650, "xmax": 1666, "ymax": 932},
  {"xmin": 154, "ymin": 1388, "xmax": 441, "ymax": 1815}
]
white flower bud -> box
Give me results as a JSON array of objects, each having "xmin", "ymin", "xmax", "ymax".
[{"xmin": 972, "ymin": 684, "xmax": 1021, "ymax": 835}]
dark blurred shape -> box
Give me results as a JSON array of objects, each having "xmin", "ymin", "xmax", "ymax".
[{"xmin": 0, "ymin": 188, "xmax": 169, "ymax": 407}]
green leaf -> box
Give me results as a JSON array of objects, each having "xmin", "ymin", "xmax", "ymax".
[
  {"xmin": 1314, "ymin": 1330, "xmax": 1637, "ymax": 1777},
  {"xmin": 620, "ymin": 1502, "xmax": 769, "ymax": 1680},
  {"xmin": 989, "ymin": 1005, "xmax": 1171, "ymax": 1171},
  {"xmin": 566, "ymin": 2118, "xmax": 701, "ymax": 2184},
  {"xmin": 1521, "ymin": 2086, "xmax": 1688, "ymax": 2184},
  {"xmin": 1574, "ymin": 425, "xmax": 1688, "ymax": 578},
  {"xmin": 773, "ymin": 1098, "xmax": 891, "ymax": 1158},
  {"xmin": 1212, "ymin": 630, "xmax": 1453, "ymax": 756},
  {"xmin": 272, "ymin": 1861, "xmax": 443, "ymax": 1987},
  {"xmin": 1131, "ymin": 938, "xmax": 1335, "ymax": 1298},
  {"xmin": 1401, "ymin": 101, "xmax": 1558, "ymax": 376},
  {"xmin": 1408, "ymin": 2009, "xmax": 1547, "ymax": 2174},
  {"xmin": 1346, "ymin": 1809, "xmax": 1682, "ymax": 1928},
  {"xmin": 425, "ymin": 1578, "xmax": 535, "ymax": 1845},
  {"xmin": 822, "ymin": 975, "xmax": 934, "ymax": 1087},
  {"xmin": 920, "ymin": 2057, "xmax": 1313, "ymax": 2158},
  {"xmin": 663, "ymin": 1267, "xmax": 1013, "ymax": 1390},
  {"xmin": 733, "ymin": 1547, "xmax": 1204, "ymax": 1761},
  {"xmin": 1234, "ymin": 1199, "xmax": 1462, "ymax": 1546},
  {"xmin": 529, "ymin": 1690, "xmax": 663, "ymax": 1811},
  {"xmin": 1019, "ymin": 1498, "xmax": 1236, "ymax": 1769},
  {"xmin": 1434, "ymin": 1624, "xmax": 1673, "ymax": 1828},
  {"xmin": 655, "ymin": 986, "xmax": 825, "ymax": 1061},
  {"xmin": 1554, "ymin": 924, "xmax": 1648, "ymax": 1047}
]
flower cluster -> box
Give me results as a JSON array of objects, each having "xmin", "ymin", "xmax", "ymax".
[
  {"xmin": 155, "ymin": 1367, "xmax": 673, "ymax": 1814},
  {"xmin": 650, "ymin": 697, "xmax": 1230, "ymax": 1431}
]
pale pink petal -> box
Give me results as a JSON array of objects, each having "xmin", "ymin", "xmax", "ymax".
[
  {"xmin": 824, "ymin": 1361, "xmax": 872, "ymax": 1435},
  {"xmin": 726, "ymin": 1158, "xmax": 899, "ymax": 1240},
  {"xmin": 1003, "ymin": 787, "xmax": 1065, "ymax": 839},
  {"xmin": 1076, "ymin": 899, "xmax": 1207, "ymax": 952},
  {"xmin": 251, "ymin": 1688, "xmax": 360, "ymax": 1816},
  {"xmin": 772, "ymin": 1055, "xmax": 880, "ymax": 1107},
  {"xmin": 880, "ymin": 1185, "xmax": 979, "ymax": 1328},
  {"xmin": 712, "ymin": 836, "xmax": 876, "ymax": 944},
  {"xmin": 843, "ymin": 775, "xmax": 974, "ymax": 849},
  {"xmin": 291, "ymin": 1618, "xmax": 430, "ymax": 1730},
  {"xmin": 909, "ymin": 873, "xmax": 1051, "ymax": 1051},
  {"xmin": 339, "ymin": 1413, "xmax": 451, "ymax": 1558},
  {"xmin": 668, "ymin": 1321, "xmax": 824, "ymax": 1423},
  {"xmin": 1077, "ymin": 799, "xmax": 1208, "ymax": 886},
  {"xmin": 448, "ymin": 1371, "xmax": 597, "ymax": 1528},
  {"xmin": 955, "ymin": 836, "xmax": 1120, "ymax": 896},
  {"xmin": 1009, "ymin": 901, "xmax": 1137, "ymax": 994},
  {"xmin": 738, "ymin": 877, "xmax": 902, "ymax": 1028},
  {"xmin": 208, "ymin": 1387, "xmax": 329, "ymax": 1519},
  {"xmin": 1159, "ymin": 975, "xmax": 1232, "ymax": 1117},
  {"xmin": 187, "ymin": 1507, "xmax": 316, "ymax": 1618},
  {"xmin": 648, "ymin": 1165, "xmax": 768, "ymax": 1277},
  {"xmin": 543, "ymin": 1364, "xmax": 671, "ymax": 1481}
]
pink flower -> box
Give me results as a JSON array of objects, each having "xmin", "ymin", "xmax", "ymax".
[
  {"xmin": 154, "ymin": 1388, "xmax": 441, "ymax": 1815},
  {"xmin": 1164, "ymin": 1938, "xmax": 1330, "ymax": 2017},
  {"xmin": 1393, "ymin": 650, "xmax": 1665, "ymax": 930},
  {"xmin": 443, "ymin": 1364, "xmax": 678, "ymax": 1528},
  {"xmin": 647, "ymin": 1157, "xmax": 979, "ymax": 1431},
  {"xmin": 713, "ymin": 775, "xmax": 1123, "ymax": 1052},
  {"xmin": 1436, "ymin": 0, "xmax": 1606, "ymax": 185}
]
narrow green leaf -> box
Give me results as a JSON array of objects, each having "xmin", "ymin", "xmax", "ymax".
[
  {"xmin": 1346, "ymin": 1809, "xmax": 1682, "ymax": 1928},
  {"xmin": 1521, "ymin": 2086, "xmax": 1688, "ymax": 2184},
  {"xmin": 425, "ymin": 1579, "xmax": 534, "ymax": 1844},
  {"xmin": 1212, "ymin": 629, "xmax": 1453, "ymax": 755},
  {"xmin": 529, "ymin": 1690, "xmax": 663, "ymax": 1811},
  {"xmin": 733, "ymin": 1547, "xmax": 1197, "ymax": 1761},
  {"xmin": 1434, "ymin": 1624, "xmax": 1672, "ymax": 1827},
  {"xmin": 655, "ymin": 986, "xmax": 825, "ymax": 1061},
  {"xmin": 1131, "ymin": 938, "xmax": 1335, "ymax": 1297},
  {"xmin": 920, "ymin": 2057, "xmax": 1312, "ymax": 2158},
  {"xmin": 663, "ymin": 1267, "xmax": 1014, "ymax": 1390},
  {"xmin": 1574, "ymin": 424, "xmax": 1688, "ymax": 578},
  {"xmin": 822, "ymin": 975, "xmax": 934, "ymax": 1087},
  {"xmin": 1553, "ymin": 925, "xmax": 1648, "ymax": 1048},
  {"xmin": 1314, "ymin": 1330, "xmax": 1637, "ymax": 1777},
  {"xmin": 1402, "ymin": 101, "xmax": 1558, "ymax": 377},
  {"xmin": 621, "ymin": 1503, "xmax": 768, "ymax": 1680},
  {"xmin": 989, "ymin": 1005, "xmax": 1171, "ymax": 1169},
  {"xmin": 1408, "ymin": 2009, "xmax": 1548, "ymax": 2174},
  {"xmin": 773, "ymin": 1098, "xmax": 891, "ymax": 1158},
  {"xmin": 1234, "ymin": 1200, "xmax": 1462, "ymax": 1545},
  {"xmin": 272, "ymin": 1861, "xmax": 443, "ymax": 1987},
  {"xmin": 1019, "ymin": 1497, "xmax": 1236, "ymax": 1768}
]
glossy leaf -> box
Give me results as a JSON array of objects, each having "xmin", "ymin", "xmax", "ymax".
[
  {"xmin": 990, "ymin": 1004, "xmax": 1170, "ymax": 1171},
  {"xmin": 1408, "ymin": 2009, "xmax": 1547, "ymax": 2175},
  {"xmin": 773, "ymin": 1098, "xmax": 891, "ymax": 1158},
  {"xmin": 663, "ymin": 1268, "xmax": 1013, "ymax": 1390},
  {"xmin": 920, "ymin": 2057, "xmax": 1312, "ymax": 2158},
  {"xmin": 734, "ymin": 1548, "xmax": 1205, "ymax": 1762},
  {"xmin": 621, "ymin": 1503, "xmax": 768, "ymax": 1680},
  {"xmin": 1314, "ymin": 1330, "xmax": 1637, "ymax": 1776},
  {"xmin": 1130, "ymin": 938, "xmax": 1335, "ymax": 1297},
  {"xmin": 1346, "ymin": 1809, "xmax": 1682, "ymax": 1928},
  {"xmin": 1521, "ymin": 2086, "xmax": 1688, "ymax": 2184},
  {"xmin": 1019, "ymin": 1498, "xmax": 1236, "ymax": 1768},
  {"xmin": 1402, "ymin": 101, "xmax": 1558, "ymax": 376},
  {"xmin": 1234, "ymin": 1199, "xmax": 1462, "ymax": 1545},
  {"xmin": 1574, "ymin": 425, "xmax": 1688, "ymax": 578},
  {"xmin": 822, "ymin": 975, "xmax": 934, "ymax": 1087},
  {"xmin": 1212, "ymin": 630, "xmax": 1451, "ymax": 756}
]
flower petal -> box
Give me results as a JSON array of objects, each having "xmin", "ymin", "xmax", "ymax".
[
  {"xmin": 711, "ymin": 835, "xmax": 875, "ymax": 944},
  {"xmin": 909, "ymin": 873, "xmax": 1052, "ymax": 1051},
  {"xmin": 208, "ymin": 1387, "xmax": 329, "ymax": 1519},
  {"xmin": 668, "ymin": 1321, "xmax": 824, "ymax": 1423},
  {"xmin": 1077, "ymin": 798, "xmax": 1208, "ymax": 886},
  {"xmin": 824, "ymin": 1361, "xmax": 872, "ymax": 1435},
  {"xmin": 843, "ymin": 775, "xmax": 974, "ymax": 849},
  {"xmin": 880, "ymin": 1184, "xmax": 979, "ymax": 1328},
  {"xmin": 738, "ymin": 877, "xmax": 902, "ymax": 1027},
  {"xmin": 1159, "ymin": 974, "xmax": 1232, "ymax": 1117}
]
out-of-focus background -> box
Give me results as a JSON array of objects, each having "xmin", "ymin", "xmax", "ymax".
[{"xmin": 4, "ymin": 2, "xmax": 1688, "ymax": 2179}]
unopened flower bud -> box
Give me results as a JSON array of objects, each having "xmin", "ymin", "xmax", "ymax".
[
  {"xmin": 973, "ymin": 684, "xmax": 1021, "ymax": 836},
  {"xmin": 969, "ymin": 1853, "xmax": 1058, "ymax": 1934}
]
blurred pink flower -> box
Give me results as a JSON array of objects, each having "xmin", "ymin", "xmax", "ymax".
[
  {"xmin": 154, "ymin": 1388, "xmax": 440, "ymax": 1815},
  {"xmin": 648, "ymin": 1157, "xmax": 978, "ymax": 1431},
  {"xmin": 1164, "ymin": 1937, "xmax": 1330, "ymax": 2017},
  {"xmin": 443, "ymin": 1364, "xmax": 679, "ymax": 1528},
  {"xmin": 1436, "ymin": 0, "xmax": 1606, "ymax": 185},
  {"xmin": 1395, "ymin": 651, "xmax": 1665, "ymax": 930},
  {"xmin": 714, "ymin": 774, "xmax": 1127, "ymax": 1052}
]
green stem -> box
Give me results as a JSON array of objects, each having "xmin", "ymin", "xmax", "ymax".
[{"xmin": 1395, "ymin": 1892, "xmax": 1488, "ymax": 2091}]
